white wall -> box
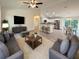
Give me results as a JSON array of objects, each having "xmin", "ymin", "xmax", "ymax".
[
  {"xmin": 2, "ymin": 8, "xmax": 40, "ymax": 31},
  {"xmin": 0, "ymin": 6, "xmax": 1, "ymax": 31}
]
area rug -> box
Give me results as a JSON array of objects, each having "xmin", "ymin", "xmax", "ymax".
[{"xmin": 16, "ymin": 36, "xmax": 54, "ymax": 59}]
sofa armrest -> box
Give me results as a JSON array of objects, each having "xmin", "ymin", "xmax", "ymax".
[
  {"xmin": 49, "ymin": 48, "xmax": 68, "ymax": 59},
  {"xmin": 52, "ymin": 39, "xmax": 62, "ymax": 52},
  {"xmin": 6, "ymin": 50, "xmax": 23, "ymax": 59}
]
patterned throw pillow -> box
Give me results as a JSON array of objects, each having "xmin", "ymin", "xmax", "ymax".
[{"xmin": 3, "ymin": 32, "xmax": 11, "ymax": 42}]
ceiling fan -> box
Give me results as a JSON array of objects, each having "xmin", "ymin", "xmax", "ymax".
[{"xmin": 22, "ymin": 0, "xmax": 43, "ymax": 8}]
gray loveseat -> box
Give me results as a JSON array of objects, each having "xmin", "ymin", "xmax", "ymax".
[
  {"xmin": 49, "ymin": 35, "xmax": 79, "ymax": 59},
  {"xmin": 0, "ymin": 32, "xmax": 24, "ymax": 59}
]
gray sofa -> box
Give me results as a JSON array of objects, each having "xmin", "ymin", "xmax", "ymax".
[
  {"xmin": 49, "ymin": 35, "xmax": 79, "ymax": 59},
  {"xmin": 0, "ymin": 32, "xmax": 24, "ymax": 59}
]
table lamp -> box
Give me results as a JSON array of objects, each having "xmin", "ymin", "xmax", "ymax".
[{"xmin": 2, "ymin": 20, "xmax": 9, "ymax": 32}]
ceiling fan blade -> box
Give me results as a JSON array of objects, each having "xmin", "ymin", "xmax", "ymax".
[
  {"xmin": 23, "ymin": 1, "xmax": 30, "ymax": 4},
  {"xmin": 28, "ymin": 5, "xmax": 31, "ymax": 8},
  {"xmin": 36, "ymin": 2, "xmax": 43, "ymax": 5},
  {"xmin": 36, "ymin": 6, "xmax": 38, "ymax": 8}
]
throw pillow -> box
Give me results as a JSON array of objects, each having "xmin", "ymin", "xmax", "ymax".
[
  {"xmin": 3, "ymin": 32, "xmax": 10, "ymax": 42},
  {"xmin": 60, "ymin": 39, "xmax": 69, "ymax": 55},
  {"xmin": 0, "ymin": 41, "xmax": 9, "ymax": 58}
]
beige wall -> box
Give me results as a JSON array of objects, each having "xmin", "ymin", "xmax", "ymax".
[
  {"xmin": 33, "ymin": 16, "xmax": 40, "ymax": 32},
  {"xmin": 2, "ymin": 8, "xmax": 40, "ymax": 31}
]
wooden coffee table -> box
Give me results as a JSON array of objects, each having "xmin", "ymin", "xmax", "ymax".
[{"xmin": 25, "ymin": 35, "xmax": 42, "ymax": 49}]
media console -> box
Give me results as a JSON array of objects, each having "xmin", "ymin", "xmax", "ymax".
[{"xmin": 12, "ymin": 26, "xmax": 27, "ymax": 33}]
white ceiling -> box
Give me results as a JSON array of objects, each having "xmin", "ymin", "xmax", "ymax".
[
  {"xmin": 40, "ymin": 0, "xmax": 79, "ymax": 17},
  {"xmin": 0, "ymin": 0, "xmax": 79, "ymax": 9},
  {"xmin": 0, "ymin": 0, "xmax": 79, "ymax": 17}
]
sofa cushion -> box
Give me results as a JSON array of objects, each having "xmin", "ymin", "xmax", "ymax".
[
  {"xmin": 0, "ymin": 49, "xmax": 5, "ymax": 59},
  {"xmin": 0, "ymin": 41, "xmax": 9, "ymax": 58},
  {"xmin": 67, "ymin": 35, "xmax": 79, "ymax": 59},
  {"xmin": 3, "ymin": 32, "xmax": 11, "ymax": 42},
  {"xmin": 5, "ymin": 37, "xmax": 20, "ymax": 55},
  {"xmin": 60, "ymin": 39, "xmax": 69, "ymax": 55},
  {"xmin": 0, "ymin": 33, "xmax": 4, "ymax": 42},
  {"xmin": 52, "ymin": 39, "xmax": 62, "ymax": 52}
]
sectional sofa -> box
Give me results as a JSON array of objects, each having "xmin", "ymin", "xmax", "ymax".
[{"xmin": 0, "ymin": 32, "xmax": 24, "ymax": 59}]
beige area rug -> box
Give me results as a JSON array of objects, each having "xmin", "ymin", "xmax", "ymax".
[
  {"xmin": 76, "ymin": 51, "xmax": 79, "ymax": 59},
  {"xmin": 16, "ymin": 36, "xmax": 55, "ymax": 59},
  {"xmin": 15, "ymin": 32, "xmax": 79, "ymax": 59}
]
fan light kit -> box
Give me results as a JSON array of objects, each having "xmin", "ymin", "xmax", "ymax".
[{"xmin": 20, "ymin": 0, "xmax": 43, "ymax": 8}]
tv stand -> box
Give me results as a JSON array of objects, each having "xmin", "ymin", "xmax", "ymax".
[{"xmin": 12, "ymin": 26, "xmax": 27, "ymax": 33}]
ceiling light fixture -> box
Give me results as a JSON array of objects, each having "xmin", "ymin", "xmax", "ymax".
[{"xmin": 21, "ymin": 0, "xmax": 43, "ymax": 8}]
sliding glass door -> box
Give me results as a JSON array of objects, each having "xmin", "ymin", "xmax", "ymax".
[{"xmin": 64, "ymin": 18, "xmax": 78, "ymax": 35}]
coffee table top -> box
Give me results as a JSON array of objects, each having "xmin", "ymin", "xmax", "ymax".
[
  {"xmin": 25, "ymin": 34, "xmax": 42, "ymax": 49},
  {"xmin": 27, "ymin": 34, "xmax": 42, "ymax": 42}
]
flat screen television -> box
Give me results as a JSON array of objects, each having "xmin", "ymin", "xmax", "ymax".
[{"xmin": 14, "ymin": 16, "xmax": 25, "ymax": 24}]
